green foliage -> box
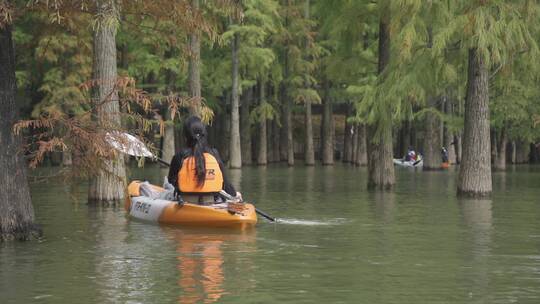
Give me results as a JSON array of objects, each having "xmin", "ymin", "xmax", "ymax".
[
  {"xmin": 250, "ymin": 101, "xmax": 277, "ymax": 123},
  {"xmin": 11, "ymin": 0, "xmax": 540, "ymax": 156}
]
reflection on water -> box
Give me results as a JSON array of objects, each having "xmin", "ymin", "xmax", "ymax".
[
  {"xmin": 459, "ymin": 199, "xmax": 493, "ymax": 303},
  {"xmin": 2, "ymin": 164, "xmax": 540, "ymax": 303},
  {"xmin": 168, "ymin": 228, "xmax": 256, "ymax": 304}
]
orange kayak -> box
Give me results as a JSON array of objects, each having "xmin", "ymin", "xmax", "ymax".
[
  {"xmin": 125, "ymin": 181, "xmax": 257, "ymax": 229},
  {"xmin": 441, "ymin": 162, "xmax": 450, "ymax": 169}
]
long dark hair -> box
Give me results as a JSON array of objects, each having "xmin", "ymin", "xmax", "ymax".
[{"xmin": 183, "ymin": 116, "xmax": 209, "ymax": 186}]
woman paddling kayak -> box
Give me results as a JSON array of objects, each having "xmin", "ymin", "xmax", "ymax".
[{"xmin": 167, "ymin": 116, "xmax": 241, "ymax": 204}]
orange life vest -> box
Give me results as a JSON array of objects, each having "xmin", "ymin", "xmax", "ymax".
[{"xmin": 178, "ymin": 153, "xmax": 224, "ymax": 193}]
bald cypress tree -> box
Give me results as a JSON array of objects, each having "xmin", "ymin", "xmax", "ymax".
[
  {"xmin": 0, "ymin": 15, "xmax": 40, "ymax": 241},
  {"xmin": 449, "ymin": 1, "xmax": 539, "ymax": 196},
  {"xmin": 88, "ymin": 0, "xmax": 126, "ymax": 202},
  {"xmin": 366, "ymin": 3, "xmax": 395, "ymax": 189}
]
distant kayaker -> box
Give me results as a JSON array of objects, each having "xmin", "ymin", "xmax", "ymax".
[
  {"xmin": 441, "ymin": 147, "xmax": 449, "ymax": 163},
  {"xmin": 168, "ymin": 116, "xmax": 241, "ymax": 204},
  {"xmin": 405, "ymin": 147, "xmax": 417, "ymax": 162}
]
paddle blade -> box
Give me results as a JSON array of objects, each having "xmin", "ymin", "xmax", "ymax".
[{"xmin": 105, "ymin": 132, "xmax": 155, "ymax": 158}]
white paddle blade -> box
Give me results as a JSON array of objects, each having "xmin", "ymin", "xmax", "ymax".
[{"xmin": 105, "ymin": 132, "xmax": 155, "ymax": 158}]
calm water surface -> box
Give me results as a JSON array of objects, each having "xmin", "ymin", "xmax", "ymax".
[{"xmin": 1, "ymin": 164, "xmax": 540, "ymax": 303}]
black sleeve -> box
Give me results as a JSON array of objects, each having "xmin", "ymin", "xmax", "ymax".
[
  {"xmin": 211, "ymin": 149, "xmax": 237, "ymax": 196},
  {"xmin": 168, "ymin": 153, "xmax": 183, "ymax": 190}
]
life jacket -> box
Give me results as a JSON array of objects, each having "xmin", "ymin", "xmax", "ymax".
[{"xmin": 178, "ymin": 153, "xmax": 223, "ymax": 193}]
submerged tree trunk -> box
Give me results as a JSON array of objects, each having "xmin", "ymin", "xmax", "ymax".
[
  {"xmin": 88, "ymin": 0, "xmax": 126, "ymax": 202},
  {"xmin": 455, "ymin": 133, "xmax": 462, "ymax": 164},
  {"xmin": 423, "ymin": 96, "xmax": 442, "ymax": 170},
  {"xmin": 490, "ymin": 129, "xmax": 498, "ymax": 165},
  {"xmin": 511, "ymin": 141, "xmax": 516, "ymax": 164},
  {"xmin": 493, "ymin": 127, "xmax": 507, "ymax": 170},
  {"xmin": 457, "ymin": 49, "xmax": 492, "ymax": 197},
  {"xmin": 0, "ymin": 24, "xmax": 40, "ymax": 241},
  {"xmin": 257, "ymin": 82, "xmax": 267, "ymax": 166},
  {"xmin": 304, "ymin": 102, "xmax": 315, "ymax": 165},
  {"xmin": 321, "ymin": 82, "xmax": 334, "ymax": 165},
  {"xmin": 240, "ymin": 87, "xmax": 253, "ymax": 165},
  {"xmin": 257, "ymin": 120, "xmax": 267, "ymax": 166},
  {"xmin": 267, "ymin": 120, "xmax": 274, "ymax": 162},
  {"xmin": 229, "ymin": 33, "xmax": 241, "ymax": 168},
  {"xmin": 188, "ymin": 0, "xmax": 202, "ymax": 117},
  {"xmin": 515, "ymin": 140, "xmax": 530, "ymax": 164},
  {"xmin": 367, "ymin": 10, "xmax": 395, "ymax": 189},
  {"xmin": 356, "ymin": 123, "xmax": 368, "ymax": 166}
]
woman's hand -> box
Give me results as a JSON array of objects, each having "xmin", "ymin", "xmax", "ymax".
[{"xmin": 235, "ymin": 192, "xmax": 243, "ymax": 202}]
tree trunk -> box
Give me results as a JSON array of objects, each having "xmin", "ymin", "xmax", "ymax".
[
  {"xmin": 490, "ymin": 129, "xmax": 498, "ymax": 165},
  {"xmin": 162, "ymin": 51, "xmax": 177, "ymax": 165},
  {"xmin": 286, "ymin": 96, "xmax": 294, "ymax": 166},
  {"xmin": 220, "ymin": 110, "xmax": 231, "ymax": 163},
  {"xmin": 281, "ymin": 32, "xmax": 294, "ymax": 166},
  {"xmin": 515, "ymin": 140, "xmax": 530, "ymax": 164},
  {"xmin": 356, "ymin": 123, "xmax": 368, "ymax": 166},
  {"xmin": 257, "ymin": 82, "xmax": 267, "ymax": 165},
  {"xmin": 188, "ymin": 0, "xmax": 202, "ymax": 117},
  {"xmin": 0, "ymin": 24, "xmax": 40, "ymax": 241},
  {"xmin": 322, "ymin": 81, "xmax": 334, "ymax": 165},
  {"xmin": 511, "ymin": 141, "xmax": 516, "ymax": 164},
  {"xmin": 493, "ymin": 127, "xmax": 507, "ymax": 170},
  {"xmin": 455, "ymin": 133, "xmax": 462, "ymax": 164},
  {"xmin": 423, "ymin": 27, "xmax": 441, "ymax": 170},
  {"xmin": 257, "ymin": 120, "xmax": 267, "ymax": 166},
  {"xmin": 267, "ymin": 119, "xmax": 274, "ymax": 162},
  {"xmin": 423, "ymin": 96, "xmax": 442, "ymax": 170},
  {"xmin": 351, "ymin": 124, "xmax": 358, "ymax": 164},
  {"xmin": 457, "ymin": 48, "xmax": 492, "ymax": 197},
  {"xmin": 88, "ymin": 0, "xmax": 126, "ymax": 202},
  {"xmin": 240, "ymin": 87, "xmax": 253, "ymax": 165},
  {"xmin": 444, "ymin": 97, "xmax": 456, "ymax": 164},
  {"xmin": 343, "ymin": 105, "xmax": 353, "ymax": 163},
  {"xmin": 162, "ymin": 107, "xmax": 175, "ymax": 164},
  {"xmin": 304, "ymin": 101, "xmax": 315, "ymax": 165},
  {"xmin": 303, "ymin": 0, "xmax": 314, "ymax": 166},
  {"xmin": 279, "ymin": 108, "xmax": 288, "ymax": 161},
  {"xmin": 272, "ymin": 119, "xmax": 281, "ymax": 162},
  {"xmin": 367, "ymin": 10, "xmax": 395, "ymax": 189},
  {"xmin": 229, "ymin": 33, "xmax": 241, "ymax": 168}
]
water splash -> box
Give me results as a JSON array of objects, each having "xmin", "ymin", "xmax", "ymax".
[{"xmin": 275, "ymin": 218, "xmax": 347, "ymax": 226}]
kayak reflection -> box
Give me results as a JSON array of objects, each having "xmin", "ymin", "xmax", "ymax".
[{"xmin": 162, "ymin": 227, "xmax": 257, "ymax": 304}]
